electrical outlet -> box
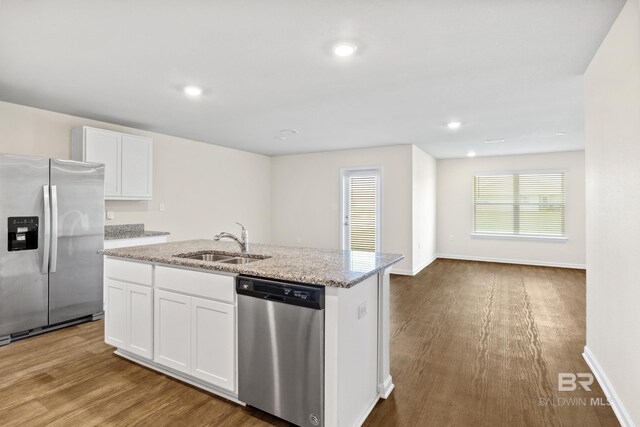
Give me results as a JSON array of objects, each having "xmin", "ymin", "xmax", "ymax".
[
  {"xmin": 449, "ymin": 234, "xmax": 454, "ymax": 241},
  {"xmin": 358, "ymin": 302, "xmax": 367, "ymax": 319},
  {"xmin": 106, "ymin": 211, "xmax": 115, "ymax": 220},
  {"xmin": 159, "ymin": 203, "xmax": 165, "ymax": 212}
]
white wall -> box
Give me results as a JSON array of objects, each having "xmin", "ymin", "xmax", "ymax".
[
  {"xmin": 584, "ymin": 0, "xmax": 640, "ymax": 425},
  {"xmin": 0, "ymin": 101, "xmax": 272, "ymax": 242},
  {"xmin": 271, "ymin": 145, "xmax": 414, "ymax": 272},
  {"xmin": 412, "ymin": 146, "xmax": 437, "ymax": 273},
  {"xmin": 436, "ymin": 151, "xmax": 586, "ymax": 268}
]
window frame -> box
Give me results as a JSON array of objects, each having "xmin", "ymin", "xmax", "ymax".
[{"xmin": 471, "ymin": 169, "xmax": 568, "ymax": 242}]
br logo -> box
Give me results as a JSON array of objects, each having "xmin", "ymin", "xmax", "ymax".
[{"xmin": 558, "ymin": 373, "xmax": 594, "ymax": 391}]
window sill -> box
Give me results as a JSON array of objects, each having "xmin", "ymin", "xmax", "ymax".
[{"xmin": 471, "ymin": 233, "xmax": 568, "ymax": 242}]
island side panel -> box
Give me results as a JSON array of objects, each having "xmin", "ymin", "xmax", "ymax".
[
  {"xmin": 325, "ymin": 274, "xmax": 380, "ymax": 427},
  {"xmin": 378, "ymin": 267, "xmax": 394, "ymax": 398}
]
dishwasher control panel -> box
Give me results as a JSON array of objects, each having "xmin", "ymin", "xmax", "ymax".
[{"xmin": 237, "ymin": 277, "xmax": 325, "ymax": 310}]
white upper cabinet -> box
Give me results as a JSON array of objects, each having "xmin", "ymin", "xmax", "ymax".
[
  {"xmin": 121, "ymin": 134, "xmax": 152, "ymax": 198},
  {"xmin": 72, "ymin": 126, "xmax": 153, "ymax": 200},
  {"xmin": 82, "ymin": 128, "xmax": 120, "ymax": 196}
]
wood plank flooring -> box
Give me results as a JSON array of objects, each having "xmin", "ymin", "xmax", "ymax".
[
  {"xmin": 0, "ymin": 259, "xmax": 619, "ymax": 426},
  {"xmin": 365, "ymin": 259, "xmax": 618, "ymax": 427}
]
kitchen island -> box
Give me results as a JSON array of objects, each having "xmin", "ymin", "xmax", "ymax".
[{"xmin": 101, "ymin": 240, "xmax": 402, "ymax": 427}]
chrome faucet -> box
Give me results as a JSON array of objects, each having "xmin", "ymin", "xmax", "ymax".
[{"xmin": 214, "ymin": 222, "xmax": 249, "ymax": 252}]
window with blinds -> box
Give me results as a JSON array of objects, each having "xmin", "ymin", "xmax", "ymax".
[
  {"xmin": 473, "ymin": 172, "xmax": 566, "ymax": 238},
  {"xmin": 346, "ymin": 173, "xmax": 379, "ymax": 252}
]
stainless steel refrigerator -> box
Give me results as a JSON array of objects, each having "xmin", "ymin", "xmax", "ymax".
[{"xmin": 0, "ymin": 153, "xmax": 105, "ymax": 345}]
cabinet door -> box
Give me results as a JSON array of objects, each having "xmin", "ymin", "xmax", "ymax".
[
  {"xmin": 84, "ymin": 128, "xmax": 121, "ymax": 197},
  {"xmin": 127, "ymin": 283, "xmax": 153, "ymax": 359},
  {"xmin": 190, "ymin": 297, "xmax": 236, "ymax": 391},
  {"xmin": 154, "ymin": 289, "xmax": 190, "ymax": 373},
  {"xmin": 121, "ymin": 135, "xmax": 152, "ymax": 199},
  {"xmin": 105, "ymin": 279, "xmax": 127, "ymax": 348}
]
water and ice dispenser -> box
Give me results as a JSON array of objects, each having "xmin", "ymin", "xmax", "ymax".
[{"xmin": 7, "ymin": 216, "xmax": 38, "ymax": 251}]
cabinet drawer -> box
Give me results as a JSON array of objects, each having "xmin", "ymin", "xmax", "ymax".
[
  {"xmin": 105, "ymin": 258, "xmax": 152, "ymax": 286},
  {"xmin": 155, "ymin": 266, "xmax": 235, "ymax": 303}
]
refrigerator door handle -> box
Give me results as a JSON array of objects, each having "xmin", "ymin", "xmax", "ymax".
[
  {"xmin": 42, "ymin": 185, "xmax": 50, "ymax": 274},
  {"xmin": 50, "ymin": 185, "xmax": 58, "ymax": 273}
]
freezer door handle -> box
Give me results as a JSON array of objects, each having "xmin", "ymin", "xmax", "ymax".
[
  {"xmin": 50, "ymin": 185, "xmax": 58, "ymax": 273},
  {"xmin": 42, "ymin": 185, "xmax": 50, "ymax": 274}
]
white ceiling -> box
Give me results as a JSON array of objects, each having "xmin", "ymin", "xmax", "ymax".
[{"xmin": 0, "ymin": 0, "xmax": 624, "ymax": 158}]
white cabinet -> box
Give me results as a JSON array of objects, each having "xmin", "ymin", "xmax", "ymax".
[
  {"xmin": 105, "ymin": 279, "xmax": 127, "ymax": 348},
  {"xmin": 104, "ymin": 258, "xmax": 154, "ymax": 359},
  {"xmin": 127, "ymin": 283, "xmax": 153, "ymax": 359},
  {"xmin": 154, "ymin": 288, "xmax": 236, "ymax": 392},
  {"xmin": 83, "ymin": 128, "xmax": 120, "ymax": 196},
  {"xmin": 121, "ymin": 134, "xmax": 152, "ymax": 198},
  {"xmin": 103, "ymin": 258, "xmax": 237, "ymax": 395},
  {"xmin": 72, "ymin": 126, "xmax": 152, "ymax": 200},
  {"xmin": 154, "ymin": 289, "xmax": 191, "ymax": 374},
  {"xmin": 105, "ymin": 278, "xmax": 153, "ymax": 359},
  {"xmin": 191, "ymin": 297, "xmax": 235, "ymax": 390}
]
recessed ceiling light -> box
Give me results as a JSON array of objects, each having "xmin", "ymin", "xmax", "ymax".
[
  {"xmin": 555, "ymin": 132, "xmax": 567, "ymax": 136},
  {"xmin": 467, "ymin": 151, "xmax": 476, "ymax": 157},
  {"xmin": 484, "ymin": 138, "xmax": 505, "ymax": 144},
  {"xmin": 447, "ymin": 121, "xmax": 463, "ymax": 130},
  {"xmin": 279, "ymin": 129, "xmax": 299, "ymax": 136},
  {"xmin": 183, "ymin": 85, "xmax": 203, "ymax": 96},
  {"xmin": 332, "ymin": 42, "xmax": 358, "ymax": 57}
]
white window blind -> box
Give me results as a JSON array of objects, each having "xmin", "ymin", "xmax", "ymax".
[
  {"xmin": 473, "ymin": 172, "xmax": 566, "ymax": 238},
  {"xmin": 348, "ymin": 175, "xmax": 378, "ymax": 252}
]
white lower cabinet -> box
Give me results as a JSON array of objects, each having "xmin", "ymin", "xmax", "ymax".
[
  {"xmin": 105, "ymin": 279, "xmax": 127, "ymax": 348},
  {"xmin": 153, "ymin": 289, "xmax": 236, "ymax": 392},
  {"xmin": 104, "ymin": 258, "xmax": 237, "ymax": 396},
  {"xmin": 154, "ymin": 289, "xmax": 191, "ymax": 374},
  {"xmin": 127, "ymin": 283, "xmax": 153, "ymax": 359},
  {"xmin": 191, "ymin": 297, "xmax": 235, "ymax": 391},
  {"xmin": 105, "ymin": 278, "xmax": 153, "ymax": 359}
]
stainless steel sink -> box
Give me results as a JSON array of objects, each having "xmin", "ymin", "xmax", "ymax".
[
  {"xmin": 218, "ymin": 257, "xmax": 261, "ymax": 265},
  {"xmin": 178, "ymin": 253, "xmax": 235, "ymax": 262},
  {"xmin": 175, "ymin": 251, "xmax": 268, "ymax": 264}
]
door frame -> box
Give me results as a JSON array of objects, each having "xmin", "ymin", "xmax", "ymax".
[{"xmin": 340, "ymin": 166, "xmax": 382, "ymax": 252}]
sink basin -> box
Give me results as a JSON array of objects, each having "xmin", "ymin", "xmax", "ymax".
[
  {"xmin": 218, "ymin": 257, "xmax": 261, "ymax": 265},
  {"xmin": 178, "ymin": 253, "xmax": 235, "ymax": 262},
  {"xmin": 175, "ymin": 251, "xmax": 269, "ymax": 264}
]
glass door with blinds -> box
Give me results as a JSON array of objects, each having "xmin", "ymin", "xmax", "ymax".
[{"xmin": 341, "ymin": 168, "xmax": 381, "ymax": 252}]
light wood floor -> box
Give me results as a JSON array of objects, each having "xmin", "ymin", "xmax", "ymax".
[{"xmin": 0, "ymin": 259, "xmax": 619, "ymax": 426}]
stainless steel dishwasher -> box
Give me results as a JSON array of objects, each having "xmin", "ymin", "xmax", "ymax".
[{"xmin": 237, "ymin": 276, "xmax": 325, "ymax": 427}]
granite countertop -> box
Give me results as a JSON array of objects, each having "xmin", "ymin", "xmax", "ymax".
[
  {"xmin": 104, "ymin": 224, "xmax": 170, "ymax": 241},
  {"xmin": 100, "ymin": 239, "xmax": 403, "ymax": 288}
]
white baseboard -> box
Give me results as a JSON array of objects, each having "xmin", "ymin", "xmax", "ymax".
[
  {"xmin": 583, "ymin": 346, "xmax": 636, "ymax": 427},
  {"xmin": 436, "ymin": 254, "xmax": 586, "ymax": 270},
  {"xmin": 391, "ymin": 255, "xmax": 437, "ymax": 276},
  {"xmin": 379, "ymin": 374, "xmax": 395, "ymax": 399}
]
